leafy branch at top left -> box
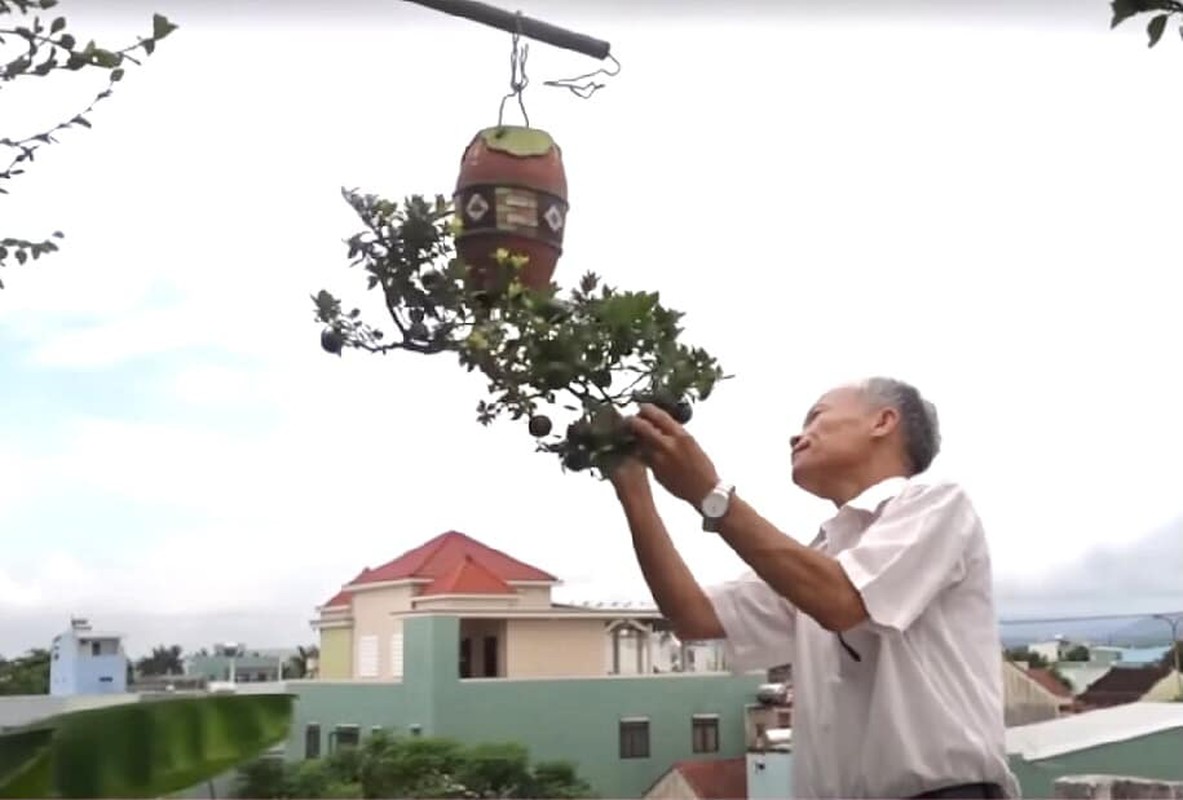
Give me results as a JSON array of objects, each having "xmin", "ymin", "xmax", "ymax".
[{"xmin": 0, "ymin": 0, "xmax": 177, "ymax": 288}]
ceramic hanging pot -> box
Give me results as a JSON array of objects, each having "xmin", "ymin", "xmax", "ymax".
[{"xmin": 453, "ymin": 126, "xmax": 568, "ymax": 292}]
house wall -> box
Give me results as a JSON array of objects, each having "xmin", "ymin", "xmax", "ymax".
[
  {"xmin": 506, "ymin": 618, "xmax": 606, "ymax": 678},
  {"xmin": 351, "ymin": 585, "xmax": 414, "ymax": 680},
  {"xmin": 1144, "ymin": 671, "xmax": 1183, "ymax": 702},
  {"xmin": 317, "ymin": 627, "xmax": 352, "ymax": 680},
  {"xmin": 50, "ymin": 633, "xmax": 127, "ymax": 696},
  {"xmin": 1008, "ymin": 727, "xmax": 1183, "ymax": 799},
  {"xmin": 512, "ymin": 585, "xmax": 553, "ymax": 609},
  {"xmin": 282, "ymin": 615, "xmax": 764, "ymax": 799},
  {"xmin": 643, "ymin": 770, "xmax": 697, "ymax": 800},
  {"xmin": 1002, "ymin": 662, "xmax": 1062, "ymax": 726}
]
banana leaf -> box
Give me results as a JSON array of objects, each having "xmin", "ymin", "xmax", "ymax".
[{"xmin": 0, "ymin": 693, "xmax": 294, "ymax": 799}]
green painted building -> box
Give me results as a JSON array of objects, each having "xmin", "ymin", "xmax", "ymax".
[
  {"xmin": 1005, "ymin": 701, "xmax": 1183, "ymax": 798},
  {"xmin": 284, "ymin": 615, "xmax": 766, "ymax": 798}
]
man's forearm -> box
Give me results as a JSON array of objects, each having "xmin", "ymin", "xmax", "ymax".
[
  {"xmin": 616, "ymin": 483, "xmax": 724, "ymax": 641},
  {"xmin": 716, "ymin": 495, "xmax": 867, "ymax": 632}
]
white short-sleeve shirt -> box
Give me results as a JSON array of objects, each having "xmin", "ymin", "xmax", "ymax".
[{"xmin": 706, "ymin": 477, "xmax": 1020, "ymax": 799}]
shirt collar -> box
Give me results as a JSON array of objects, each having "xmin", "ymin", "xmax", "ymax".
[
  {"xmin": 810, "ymin": 476, "xmax": 909, "ymax": 548},
  {"xmin": 845, "ymin": 475, "xmax": 909, "ymax": 514}
]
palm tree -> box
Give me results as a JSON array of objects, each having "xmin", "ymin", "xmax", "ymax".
[{"xmin": 285, "ymin": 645, "xmax": 319, "ymax": 679}]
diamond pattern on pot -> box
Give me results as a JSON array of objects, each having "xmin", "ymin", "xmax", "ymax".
[
  {"xmin": 543, "ymin": 204, "xmax": 565, "ymax": 233},
  {"xmin": 465, "ymin": 192, "xmax": 490, "ymax": 222}
]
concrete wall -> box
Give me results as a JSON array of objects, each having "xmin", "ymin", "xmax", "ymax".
[
  {"xmin": 1003, "ymin": 661, "xmax": 1064, "ymax": 726},
  {"xmin": 1009, "ymin": 728, "xmax": 1183, "ymax": 799},
  {"xmin": 505, "ymin": 618, "xmax": 605, "ymax": 678},
  {"xmin": 1054, "ymin": 775, "xmax": 1183, "ymax": 799},
  {"xmin": 350, "ymin": 585, "xmax": 414, "ymax": 680},
  {"xmin": 317, "ymin": 627, "xmax": 352, "ymax": 680},
  {"xmin": 282, "ymin": 614, "xmax": 764, "ymax": 799}
]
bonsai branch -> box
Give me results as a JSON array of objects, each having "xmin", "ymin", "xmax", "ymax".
[{"xmin": 314, "ymin": 190, "xmax": 729, "ymax": 478}]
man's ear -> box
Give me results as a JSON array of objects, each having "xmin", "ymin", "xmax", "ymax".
[{"xmin": 869, "ymin": 405, "xmax": 900, "ymax": 441}]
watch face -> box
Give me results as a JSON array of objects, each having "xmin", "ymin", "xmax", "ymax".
[{"xmin": 702, "ymin": 491, "xmax": 728, "ymax": 518}]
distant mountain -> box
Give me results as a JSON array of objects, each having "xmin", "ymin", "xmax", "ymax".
[{"xmin": 998, "ymin": 612, "xmax": 1182, "ymax": 648}]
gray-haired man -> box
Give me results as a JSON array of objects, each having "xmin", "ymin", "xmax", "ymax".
[{"xmin": 611, "ymin": 378, "xmax": 1019, "ymax": 799}]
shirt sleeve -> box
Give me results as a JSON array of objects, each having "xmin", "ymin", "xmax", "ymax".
[
  {"xmin": 704, "ymin": 571, "xmax": 797, "ymax": 673},
  {"xmin": 834, "ymin": 481, "xmax": 979, "ymax": 633}
]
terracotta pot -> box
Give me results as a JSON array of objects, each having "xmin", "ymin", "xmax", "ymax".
[{"xmin": 453, "ymin": 126, "xmax": 568, "ymax": 291}]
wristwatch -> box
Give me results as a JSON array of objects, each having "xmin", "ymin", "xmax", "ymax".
[{"xmin": 700, "ymin": 480, "xmax": 736, "ymax": 532}]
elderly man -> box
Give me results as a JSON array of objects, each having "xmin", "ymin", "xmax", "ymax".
[{"xmin": 610, "ymin": 377, "xmax": 1019, "ymax": 799}]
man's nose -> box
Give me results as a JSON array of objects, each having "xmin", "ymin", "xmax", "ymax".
[{"xmin": 789, "ymin": 434, "xmax": 802, "ymax": 449}]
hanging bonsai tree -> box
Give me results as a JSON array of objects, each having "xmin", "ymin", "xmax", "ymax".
[{"xmin": 311, "ymin": 182, "xmax": 727, "ymax": 478}]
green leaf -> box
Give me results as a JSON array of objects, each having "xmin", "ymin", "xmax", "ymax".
[
  {"xmin": 0, "ymin": 725, "xmax": 54, "ymax": 798},
  {"xmin": 1147, "ymin": 12, "xmax": 1170, "ymax": 45},
  {"xmin": 49, "ymin": 16, "xmax": 65, "ymax": 33},
  {"xmin": 0, "ymin": 694, "xmax": 293, "ymax": 800},
  {"xmin": 111, "ymin": 67, "xmax": 125, "ymax": 82},
  {"xmin": 1111, "ymin": 0, "xmax": 1143, "ymax": 28},
  {"xmin": 152, "ymin": 13, "xmax": 178, "ymax": 41}
]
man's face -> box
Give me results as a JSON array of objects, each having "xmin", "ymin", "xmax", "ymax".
[{"xmin": 790, "ymin": 385, "xmax": 888, "ymax": 494}]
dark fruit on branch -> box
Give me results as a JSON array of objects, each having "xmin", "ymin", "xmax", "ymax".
[
  {"xmin": 321, "ymin": 328, "xmax": 345, "ymax": 356},
  {"xmin": 632, "ymin": 392, "xmax": 692, "ymax": 425},
  {"xmin": 528, "ymin": 415, "xmax": 553, "ymax": 437},
  {"xmin": 563, "ymin": 448, "xmax": 592, "ymax": 472}
]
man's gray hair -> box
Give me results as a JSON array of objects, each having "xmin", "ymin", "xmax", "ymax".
[{"xmin": 861, "ymin": 377, "xmax": 941, "ymax": 475}]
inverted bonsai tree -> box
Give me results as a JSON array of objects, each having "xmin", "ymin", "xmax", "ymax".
[{"xmin": 312, "ymin": 185, "xmax": 728, "ymax": 478}]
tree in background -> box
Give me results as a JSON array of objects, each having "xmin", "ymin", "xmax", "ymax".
[
  {"xmin": 0, "ymin": 0, "xmax": 176, "ymax": 288},
  {"xmin": 0, "ymin": 649, "xmax": 51, "ymax": 695},
  {"xmin": 1062, "ymin": 644, "xmax": 1091, "ymax": 663},
  {"xmin": 232, "ymin": 732, "xmax": 594, "ymax": 799},
  {"xmin": 134, "ymin": 644, "xmax": 184, "ymax": 677},
  {"xmin": 286, "ymin": 645, "xmax": 319, "ymax": 679},
  {"xmin": 1004, "ymin": 646, "xmax": 1050, "ymax": 669}
]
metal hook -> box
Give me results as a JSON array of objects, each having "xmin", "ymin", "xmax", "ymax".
[{"xmin": 496, "ymin": 12, "xmax": 531, "ymax": 127}]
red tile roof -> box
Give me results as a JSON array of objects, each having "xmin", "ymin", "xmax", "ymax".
[
  {"xmin": 420, "ymin": 555, "xmax": 516, "ymax": 596},
  {"xmin": 673, "ymin": 758, "xmax": 747, "ymax": 800},
  {"xmin": 1027, "ymin": 668, "xmax": 1073, "ymax": 699},
  {"xmin": 1077, "ymin": 664, "xmax": 1172, "ymax": 708},
  {"xmin": 319, "ymin": 568, "xmax": 371, "ymax": 609},
  {"xmin": 321, "ymin": 589, "xmax": 353, "ymax": 609},
  {"xmin": 352, "ymin": 531, "xmax": 557, "ymax": 585}
]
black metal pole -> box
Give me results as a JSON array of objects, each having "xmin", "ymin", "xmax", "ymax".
[{"xmin": 402, "ymin": 0, "xmax": 612, "ymax": 61}]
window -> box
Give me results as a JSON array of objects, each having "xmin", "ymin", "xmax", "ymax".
[
  {"xmin": 304, "ymin": 723, "xmax": 321, "ymax": 759},
  {"xmin": 692, "ymin": 714, "xmax": 719, "ymax": 753},
  {"xmin": 619, "ymin": 718, "xmax": 650, "ymax": 759},
  {"xmin": 390, "ymin": 633, "xmax": 404, "ymax": 679},
  {"xmin": 90, "ymin": 641, "xmax": 101, "ymax": 656},
  {"xmin": 357, "ymin": 635, "xmax": 379, "ymax": 678},
  {"xmin": 459, "ymin": 638, "xmax": 473, "ymax": 678},
  {"xmin": 777, "ymin": 710, "xmax": 791, "ymax": 727},
  {"xmin": 332, "ymin": 724, "xmax": 360, "ymax": 751},
  {"xmin": 483, "ymin": 636, "xmax": 499, "ymax": 677}
]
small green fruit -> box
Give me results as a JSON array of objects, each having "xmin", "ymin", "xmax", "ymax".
[{"xmin": 673, "ymin": 400, "xmax": 693, "ymax": 425}]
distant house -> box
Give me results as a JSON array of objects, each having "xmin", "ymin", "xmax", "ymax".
[
  {"xmin": 1076, "ymin": 664, "xmax": 1180, "ymax": 709},
  {"xmin": 1055, "ymin": 662, "xmax": 1113, "ymax": 695},
  {"xmin": 48, "ymin": 618, "xmax": 128, "ymax": 697},
  {"xmin": 1006, "ymin": 701, "xmax": 1183, "ymax": 798},
  {"xmin": 644, "ymin": 758, "xmax": 747, "ymax": 800},
  {"xmin": 1003, "ymin": 661, "xmax": 1073, "ymax": 725},
  {"xmin": 311, "ymin": 530, "xmax": 727, "ymax": 681}
]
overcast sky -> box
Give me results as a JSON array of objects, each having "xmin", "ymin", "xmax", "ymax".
[{"xmin": 2, "ymin": 1, "xmax": 1181, "ymax": 657}]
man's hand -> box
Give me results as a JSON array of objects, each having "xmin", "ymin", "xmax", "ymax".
[
  {"xmin": 608, "ymin": 455, "xmax": 651, "ymax": 501},
  {"xmin": 626, "ymin": 403, "xmax": 720, "ymax": 507}
]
